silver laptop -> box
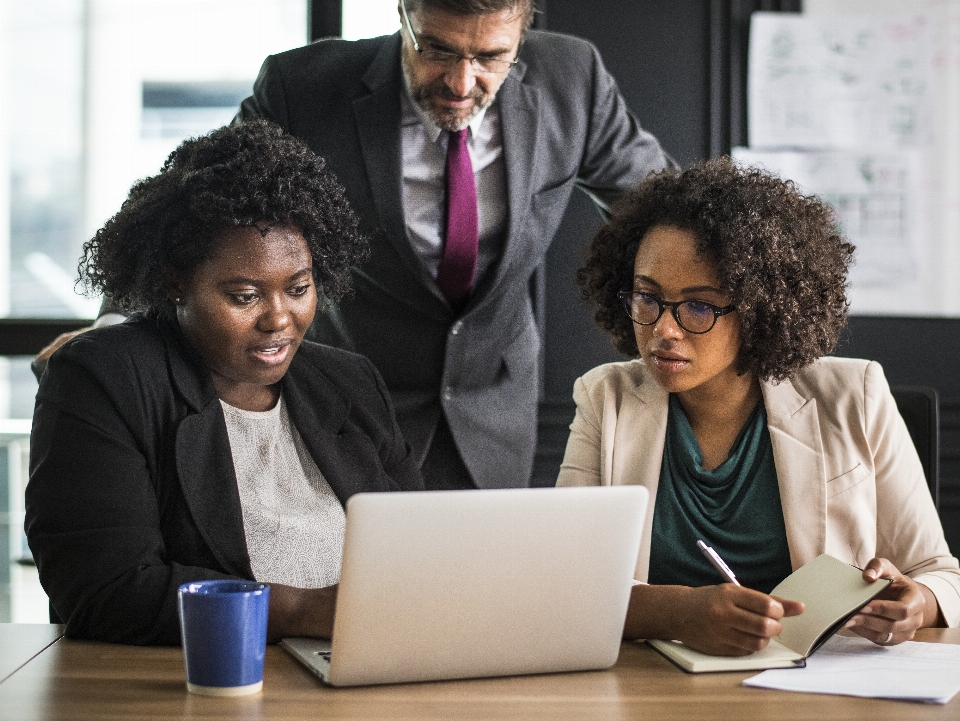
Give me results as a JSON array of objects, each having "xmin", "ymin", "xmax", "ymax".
[{"xmin": 281, "ymin": 485, "xmax": 648, "ymax": 687}]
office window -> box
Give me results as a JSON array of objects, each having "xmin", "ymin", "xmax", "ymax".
[
  {"xmin": 0, "ymin": 0, "xmax": 306, "ymax": 623},
  {"xmin": 342, "ymin": 0, "xmax": 399, "ymax": 40},
  {"xmin": 1, "ymin": 0, "xmax": 306, "ymax": 322}
]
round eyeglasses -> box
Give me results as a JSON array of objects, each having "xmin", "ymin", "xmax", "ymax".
[
  {"xmin": 400, "ymin": 0, "xmax": 519, "ymax": 74},
  {"xmin": 617, "ymin": 291, "xmax": 736, "ymax": 334}
]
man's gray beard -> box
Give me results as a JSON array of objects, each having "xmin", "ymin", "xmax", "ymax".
[
  {"xmin": 421, "ymin": 98, "xmax": 485, "ymax": 132},
  {"xmin": 402, "ymin": 52, "xmax": 494, "ymax": 131}
]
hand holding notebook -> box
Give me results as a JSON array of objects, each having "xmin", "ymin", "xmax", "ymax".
[
  {"xmin": 843, "ymin": 556, "xmax": 942, "ymax": 646},
  {"xmin": 649, "ymin": 553, "xmax": 892, "ymax": 673}
]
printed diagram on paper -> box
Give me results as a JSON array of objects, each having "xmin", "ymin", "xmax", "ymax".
[
  {"xmin": 748, "ymin": 13, "xmax": 933, "ymax": 150},
  {"xmin": 742, "ymin": 8, "xmax": 960, "ymax": 315},
  {"xmin": 734, "ymin": 149, "xmax": 925, "ymax": 312}
]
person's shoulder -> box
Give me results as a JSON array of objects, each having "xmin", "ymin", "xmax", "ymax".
[
  {"xmin": 266, "ymin": 34, "xmax": 393, "ymax": 76},
  {"xmin": 792, "ymin": 356, "xmax": 877, "ymax": 387},
  {"xmin": 511, "ymin": 30, "xmax": 610, "ymax": 108},
  {"xmin": 40, "ymin": 315, "xmax": 171, "ymax": 404},
  {"xmin": 55, "ymin": 315, "xmax": 165, "ymax": 369},
  {"xmin": 516, "ymin": 30, "xmax": 600, "ymax": 75},
  {"xmin": 256, "ymin": 33, "xmax": 399, "ymax": 110},
  {"xmin": 576, "ymin": 358, "xmax": 654, "ymax": 397},
  {"xmin": 521, "ymin": 29, "xmax": 599, "ymax": 57},
  {"xmin": 785, "ymin": 356, "xmax": 892, "ymax": 407}
]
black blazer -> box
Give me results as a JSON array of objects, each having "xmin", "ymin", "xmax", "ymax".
[
  {"xmin": 26, "ymin": 314, "xmax": 423, "ymax": 645},
  {"xmin": 241, "ymin": 31, "xmax": 671, "ymax": 488}
]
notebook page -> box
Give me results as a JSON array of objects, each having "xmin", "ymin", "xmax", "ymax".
[{"xmin": 772, "ymin": 554, "xmax": 889, "ymax": 656}]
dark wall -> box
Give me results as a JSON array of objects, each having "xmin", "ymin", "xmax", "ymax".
[
  {"xmin": 540, "ymin": 1, "xmax": 710, "ymax": 407},
  {"xmin": 545, "ymin": 1, "xmax": 711, "ymax": 168},
  {"xmin": 836, "ymin": 318, "xmax": 960, "ymax": 553},
  {"xmin": 533, "ymin": 1, "xmax": 718, "ymax": 485}
]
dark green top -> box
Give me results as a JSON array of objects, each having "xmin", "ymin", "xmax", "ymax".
[{"xmin": 648, "ymin": 394, "xmax": 792, "ymax": 594}]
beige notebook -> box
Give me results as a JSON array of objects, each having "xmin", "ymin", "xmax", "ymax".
[{"xmin": 648, "ymin": 554, "xmax": 892, "ymax": 673}]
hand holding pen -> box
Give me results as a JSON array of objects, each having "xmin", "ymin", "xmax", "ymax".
[
  {"xmin": 623, "ymin": 540, "xmax": 804, "ymax": 656},
  {"xmin": 697, "ymin": 540, "xmax": 741, "ymax": 586},
  {"xmin": 670, "ymin": 539, "xmax": 804, "ymax": 656}
]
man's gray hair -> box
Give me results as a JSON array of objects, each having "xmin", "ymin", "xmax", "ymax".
[{"xmin": 405, "ymin": 0, "xmax": 535, "ymax": 30}]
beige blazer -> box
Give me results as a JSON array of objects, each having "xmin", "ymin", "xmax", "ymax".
[{"xmin": 557, "ymin": 356, "xmax": 960, "ymax": 627}]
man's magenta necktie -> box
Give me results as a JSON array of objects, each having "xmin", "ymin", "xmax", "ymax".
[{"xmin": 436, "ymin": 128, "xmax": 478, "ymax": 306}]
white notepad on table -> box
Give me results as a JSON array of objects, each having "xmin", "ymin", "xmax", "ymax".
[{"xmin": 743, "ymin": 635, "xmax": 960, "ymax": 704}]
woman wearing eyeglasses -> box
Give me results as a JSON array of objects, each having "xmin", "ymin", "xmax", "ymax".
[{"xmin": 558, "ymin": 158, "xmax": 960, "ymax": 656}]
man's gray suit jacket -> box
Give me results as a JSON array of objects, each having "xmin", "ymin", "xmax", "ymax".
[{"xmin": 240, "ymin": 30, "xmax": 670, "ymax": 489}]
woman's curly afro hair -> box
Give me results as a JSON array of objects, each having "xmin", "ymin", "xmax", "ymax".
[
  {"xmin": 79, "ymin": 119, "xmax": 367, "ymax": 315},
  {"xmin": 577, "ymin": 157, "xmax": 855, "ymax": 382}
]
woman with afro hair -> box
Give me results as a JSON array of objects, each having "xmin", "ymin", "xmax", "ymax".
[
  {"xmin": 559, "ymin": 157, "xmax": 959, "ymax": 656},
  {"xmin": 26, "ymin": 120, "xmax": 423, "ymax": 645}
]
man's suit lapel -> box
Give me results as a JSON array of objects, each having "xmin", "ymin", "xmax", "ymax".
[
  {"xmin": 353, "ymin": 33, "xmax": 439, "ymax": 291},
  {"xmin": 471, "ymin": 60, "xmax": 540, "ymax": 304},
  {"xmin": 763, "ymin": 378, "xmax": 827, "ymax": 570},
  {"xmin": 351, "ymin": 44, "xmax": 541, "ymax": 312}
]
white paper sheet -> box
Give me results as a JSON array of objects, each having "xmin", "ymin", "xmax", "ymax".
[
  {"xmin": 743, "ymin": 635, "xmax": 960, "ymax": 704},
  {"xmin": 745, "ymin": 3, "xmax": 960, "ymax": 315},
  {"xmin": 748, "ymin": 12, "xmax": 934, "ymax": 150},
  {"xmin": 731, "ymin": 148, "xmax": 929, "ymax": 315}
]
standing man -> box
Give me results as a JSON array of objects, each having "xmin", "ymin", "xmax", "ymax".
[{"xmin": 240, "ymin": 0, "xmax": 671, "ymax": 490}]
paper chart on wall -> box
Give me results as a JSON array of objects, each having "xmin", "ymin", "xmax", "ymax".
[
  {"xmin": 743, "ymin": 6, "xmax": 960, "ymax": 315},
  {"xmin": 748, "ymin": 12, "xmax": 934, "ymax": 150},
  {"xmin": 732, "ymin": 148, "xmax": 928, "ymax": 316}
]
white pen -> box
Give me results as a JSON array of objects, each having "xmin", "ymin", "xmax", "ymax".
[{"xmin": 696, "ymin": 539, "xmax": 741, "ymax": 586}]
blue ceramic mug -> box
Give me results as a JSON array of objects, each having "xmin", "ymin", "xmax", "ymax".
[{"xmin": 177, "ymin": 580, "xmax": 270, "ymax": 696}]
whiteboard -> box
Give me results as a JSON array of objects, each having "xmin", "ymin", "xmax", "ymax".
[{"xmin": 743, "ymin": 4, "xmax": 960, "ymax": 315}]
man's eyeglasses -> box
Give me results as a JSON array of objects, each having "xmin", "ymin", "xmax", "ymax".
[
  {"xmin": 400, "ymin": 0, "xmax": 519, "ymax": 74},
  {"xmin": 617, "ymin": 291, "xmax": 736, "ymax": 334}
]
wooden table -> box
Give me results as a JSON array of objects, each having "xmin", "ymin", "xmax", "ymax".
[{"xmin": 1, "ymin": 626, "xmax": 958, "ymax": 720}]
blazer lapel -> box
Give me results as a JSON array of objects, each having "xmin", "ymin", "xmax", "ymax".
[
  {"xmin": 763, "ymin": 378, "xmax": 827, "ymax": 570},
  {"xmin": 617, "ymin": 366, "xmax": 827, "ymax": 580},
  {"xmin": 165, "ymin": 332, "xmax": 253, "ymax": 579},
  {"xmin": 610, "ymin": 366, "xmax": 668, "ymax": 582},
  {"xmin": 471, "ymin": 60, "xmax": 540, "ymax": 304},
  {"xmin": 282, "ymin": 352, "xmax": 400, "ymax": 501},
  {"xmin": 353, "ymin": 33, "xmax": 435, "ymax": 287}
]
